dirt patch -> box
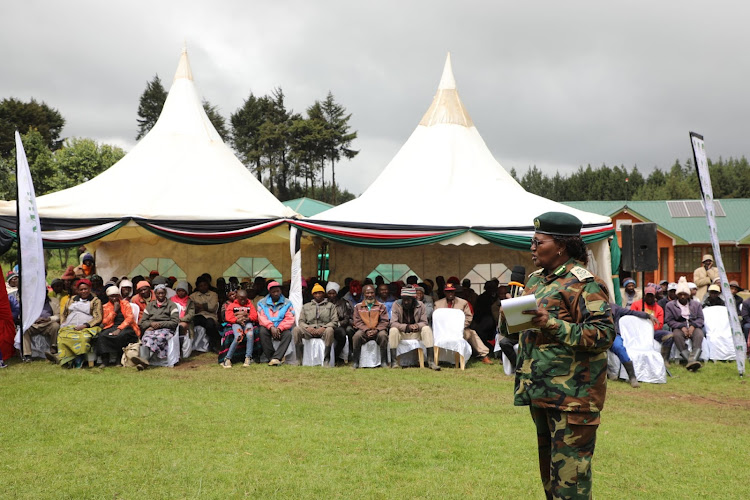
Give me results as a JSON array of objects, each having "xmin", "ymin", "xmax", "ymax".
[
  {"xmin": 621, "ymin": 388, "xmax": 750, "ymax": 410},
  {"xmin": 172, "ymin": 352, "xmax": 216, "ymax": 370}
]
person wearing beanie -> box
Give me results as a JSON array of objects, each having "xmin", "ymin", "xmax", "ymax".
[
  {"xmin": 388, "ymin": 286, "xmax": 440, "ymax": 370},
  {"xmin": 5, "ymin": 271, "xmax": 18, "ymax": 295},
  {"xmin": 131, "ymin": 281, "xmax": 155, "ymax": 317},
  {"xmin": 118, "ymin": 279, "xmax": 134, "ymax": 300},
  {"xmin": 96, "ymin": 286, "xmax": 139, "ymax": 366},
  {"xmin": 620, "ymin": 278, "xmax": 641, "ymax": 308},
  {"xmin": 632, "ymin": 286, "xmax": 673, "ymax": 366},
  {"xmin": 658, "ymin": 282, "xmax": 677, "ymax": 311},
  {"xmin": 257, "ymin": 281, "xmax": 295, "ymax": 366},
  {"xmin": 132, "ymin": 284, "xmax": 180, "ymax": 370},
  {"xmin": 504, "ymin": 211, "xmax": 614, "ymax": 500},
  {"xmin": 693, "ymin": 254, "xmax": 719, "ymax": 301},
  {"xmin": 151, "ymin": 275, "xmax": 176, "ymax": 299},
  {"xmin": 74, "ymin": 253, "xmax": 96, "ymax": 280},
  {"xmin": 664, "ymin": 277, "xmax": 705, "ymax": 371},
  {"xmin": 292, "ymin": 283, "xmax": 340, "ymax": 366},
  {"xmin": 170, "ymin": 280, "xmax": 195, "ymax": 355}
]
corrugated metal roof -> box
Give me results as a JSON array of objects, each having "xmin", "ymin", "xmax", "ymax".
[
  {"xmin": 562, "ymin": 199, "xmax": 750, "ymax": 244},
  {"xmin": 282, "ymin": 197, "xmax": 334, "ymax": 217}
]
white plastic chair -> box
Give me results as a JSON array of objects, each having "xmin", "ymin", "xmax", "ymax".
[
  {"xmin": 494, "ymin": 332, "xmax": 519, "ymax": 376},
  {"xmin": 148, "ymin": 331, "xmax": 180, "ymax": 367},
  {"xmin": 130, "ymin": 302, "xmax": 141, "ymax": 323},
  {"xmin": 432, "ymin": 308, "xmax": 472, "ymax": 370},
  {"xmin": 359, "ymin": 339, "xmax": 382, "ymax": 368},
  {"xmin": 302, "ymin": 338, "xmax": 326, "ymax": 366},
  {"xmin": 702, "ymin": 306, "xmax": 736, "ymax": 361},
  {"xmin": 192, "ymin": 325, "xmax": 209, "ymax": 353},
  {"xmin": 617, "ymin": 316, "xmax": 667, "ymax": 384}
]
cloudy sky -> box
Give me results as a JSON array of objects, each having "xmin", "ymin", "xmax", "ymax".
[{"xmin": 2, "ymin": 1, "xmax": 748, "ymax": 195}]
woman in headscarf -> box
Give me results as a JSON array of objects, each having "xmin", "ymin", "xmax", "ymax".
[
  {"xmin": 55, "ymin": 279, "xmax": 103, "ymax": 368},
  {"xmin": 5, "ymin": 271, "xmax": 18, "ymax": 295},
  {"xmin": 131, "ymin": 281, "xmax": 154, "ymax": 316},
  {"xmin": 96, "ymin": 286, "xmax": 140, "ymax": 366},
  {"xmin": 132, "ymin": 284, "xmax": 179, "ymax": 370},
  {"xmin": 170, "ymin": 280, "xmax": 195, "ymax": 342},
  {"xmin": 74, "ymin": 253, "xmax": 96, "ymax": 280},
  {"xmin": 118, "ymin": 279, "xmax": 134, "ymax": 300}
]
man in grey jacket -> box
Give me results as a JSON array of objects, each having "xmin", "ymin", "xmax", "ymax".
[
  {"xmin": 664, "ymin": 278, "xmax": 704, "ymax": 371},
  {"xmin": 292, "ymin": 283, "xmax": 340, "ymax": 366}
]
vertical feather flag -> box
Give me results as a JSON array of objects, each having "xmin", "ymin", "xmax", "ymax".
[{"xmin": 16, "ymin": 131, "xmax": 46, "ymax": 334}]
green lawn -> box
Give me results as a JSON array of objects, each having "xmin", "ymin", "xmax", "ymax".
[{"xmin": 1, "ymin": 357, "xmax": 747, "ymax": 499}]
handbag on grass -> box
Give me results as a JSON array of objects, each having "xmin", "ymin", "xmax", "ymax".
[{"xmin": 121, "ymin": 341, "xmax": 142, "ymax": 367}]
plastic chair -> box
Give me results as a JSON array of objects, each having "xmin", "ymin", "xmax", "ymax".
[
  {"xmin": 702, "ymin": 306, "xmax": 736, "ymax": 361},
  {"xmin": 130, "ymin": 302, "xmax": 141, "ymax": 323},
  {"xmin": 617, "ymin": 316, "xmax": 667, "ymax": 384},
  {"xmin": 148, "ymin": 331, "xmax": 180, "ymax": 367},
  {"xmin": 432, "ymin": 308, "xmax": 472, "ymax": 370},
  {"xmin": 359, "ymin": 339, "xmax": 382, "ymax": 368},
  {"xmin": 302, "ymin": 338, "xmax": 326, "ymax": 366}
]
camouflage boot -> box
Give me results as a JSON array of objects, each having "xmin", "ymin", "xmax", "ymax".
[{"xmin": 622, "ymin": 361, "xmax": 640, "ymax": 388}]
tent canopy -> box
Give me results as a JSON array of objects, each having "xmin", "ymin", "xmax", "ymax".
[
  {"xmin": 299, "ymin": 53, "xmax": 613, "ymax": 248},
  {"xmin": 0, "ymin": 47, "xmax": 296, "ymax": 247}
]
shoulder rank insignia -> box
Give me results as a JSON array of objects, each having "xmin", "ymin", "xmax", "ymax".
[
  {"xmin": 570, "ymin": 266, "xmax": 594, "ymax": 282},
  {"xmin": 529, "ymin": 269, "xmax": 543, "ymax": 277}
]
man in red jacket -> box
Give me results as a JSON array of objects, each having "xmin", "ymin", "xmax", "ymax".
[{"xmin": 223, "ymin": 289, "xmax": 258, "ymax": 368}]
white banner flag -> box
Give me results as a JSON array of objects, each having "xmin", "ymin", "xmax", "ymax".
[
  {"xmin": 15, "ymin": 131, "xmax": 46, "ymax": 334},
  {"xmin": 289, "ymin": 225, "xmax": 302, "ymax": 326},
  {"xmin": 690, "ymin": 132, "xmax": 746, "ymax": 376}
]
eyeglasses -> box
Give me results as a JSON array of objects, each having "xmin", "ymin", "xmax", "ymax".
[{"xmin": 530, "ymin": 238, "xmax": 554, "ymax": 248}]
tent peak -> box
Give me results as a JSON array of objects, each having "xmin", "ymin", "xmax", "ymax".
[
  {"xmin": 419, "ymin": 53, "xmax": 473, "ymax": 127},
  {"xmin": 438, "ymin": 52, "xmax": 456, "ymax": 90},
  {"xmin": 173, "ymin": 45, "xmax": 194, "ymax": 82}
]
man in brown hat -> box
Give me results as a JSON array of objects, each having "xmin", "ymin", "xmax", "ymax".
[{"xmin": 693, "ymin": 254, "xmax": 718, "ymax": 300}]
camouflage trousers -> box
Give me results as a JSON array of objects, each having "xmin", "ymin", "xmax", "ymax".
[{"xmin": 530, "ymin": 406, "xmax": 599, "ymax": 500}]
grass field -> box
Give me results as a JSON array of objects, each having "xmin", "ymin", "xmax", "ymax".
[{"xmin": 1, "ymin": 356, "xmax": 748, "ymax": 499}]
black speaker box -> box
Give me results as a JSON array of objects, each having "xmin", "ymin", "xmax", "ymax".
[{"xmin": 621, "ymin": 223, "xmax": 658, "ymax": 272}]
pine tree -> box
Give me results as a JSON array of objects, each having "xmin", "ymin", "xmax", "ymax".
[
  {"xmin": 0, "ymin": 97, "xmax": 65, "ymax": 157},
  {"xmin": 135, "ymin": 75, "xmax": 167, "ymax": 140}
]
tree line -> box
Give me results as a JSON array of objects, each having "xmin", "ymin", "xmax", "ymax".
[
  {"xmin": 136, "ymin": 76, "xmax": 358, "ymax": 204},
  {"xmin": 510, "ymin": 156, "xmax": 750, "ymax": 201}
]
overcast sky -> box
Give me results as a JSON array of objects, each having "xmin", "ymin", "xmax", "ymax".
[{"xmin": 2, "ymin": 1, "xmax": 748, "ymax": 195}]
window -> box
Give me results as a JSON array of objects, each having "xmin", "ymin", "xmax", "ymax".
[
  {"xmin": 463, "ymin": 263, "xmax": 512, "ymax": 294},
  {"xmin": 367, "ymin": 264, "xmax": 419, "ymax": 284},
  {"xmin": 223, "ymin": 257, "xmax": 282, "ymax": 281},
  {"xmin": 674, "ymin": 247, "xmax": 703, "ymax": 274},
  {"xmin": 131, "ymin": 258, "xmax": 186, "ymax": 280},
  {"xmin": 720, "ymin": 246, "xmax": 741, "ymax": 273}
]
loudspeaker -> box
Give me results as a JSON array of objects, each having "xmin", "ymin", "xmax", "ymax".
[{"xmin": 620, "ymin": 223, "xmax": 658, "ymax": 272}]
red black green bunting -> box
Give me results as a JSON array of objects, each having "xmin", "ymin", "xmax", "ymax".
[
  {"xmin": 289, "ymin": 220, "xmax": 466, "ymax": 248},
  {"xmin": 136, "ymin": 219, "xmax": 284, "ymax": 245}
]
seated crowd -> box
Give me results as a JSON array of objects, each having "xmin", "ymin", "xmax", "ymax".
[
  {"xmin": 4, "ymin": 255, "xmax": 500, "ymax": 370},
  {"xmin": 4, "ymin": 251, "xmax": 749, "ymax": 376}
]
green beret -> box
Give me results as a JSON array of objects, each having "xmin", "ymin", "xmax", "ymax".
[{"xmin": 533, "ymin": 212, "xmax": 582, "ymax": 236}]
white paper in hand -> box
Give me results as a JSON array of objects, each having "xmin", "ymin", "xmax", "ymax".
[{"xmin": 501, "ymin": 294, "xmax": 538, "ymax": 334}]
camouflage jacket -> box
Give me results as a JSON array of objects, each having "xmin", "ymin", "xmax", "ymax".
[{"xmin": 513, "ymin": 259, "xmax": 614, "ymax": 413}]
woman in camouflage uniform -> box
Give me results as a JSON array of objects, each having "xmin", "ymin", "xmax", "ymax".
[{"xmin": 514, "ymin": 212, "xmax": 615, "ymax": 500}]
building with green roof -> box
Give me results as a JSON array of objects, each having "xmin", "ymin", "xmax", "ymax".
[{"xmin": 562, "ymin": 199, "xmax": 750, "ymax": 287}]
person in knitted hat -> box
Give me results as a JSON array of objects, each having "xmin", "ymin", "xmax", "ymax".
[
  {"xmin": 388, "ymin": 286, "xmax": 440, "ymax": 370},
  {"xmin": 96, "ymin": 286, "xmax": 139, "ymax": 366},
  {"xmin": 620, "ymin": 278, "xmax": 641, "ymax": 308},
  {"xmin": 5, "ymin": 271, "xmax": 18, "ymax": 295},
  {"xmin": 693, "ymin": 254, "xmax": 719, "ymax": 301},
  {"xmin": 664, "ymin": 277, "xmax": 704, "ymax": 371},
  {"xmin": 292, "ymin": 283, "xmax": 340, "ymax": 366},
  {"xmin": 74, "ymin": 253, "xmax": 96, "ymax": 280}
]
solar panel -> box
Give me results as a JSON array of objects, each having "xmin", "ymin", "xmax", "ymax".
[{"xmin": 666, "ymin": 200, "xmax": 725, "ymax": 217}]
